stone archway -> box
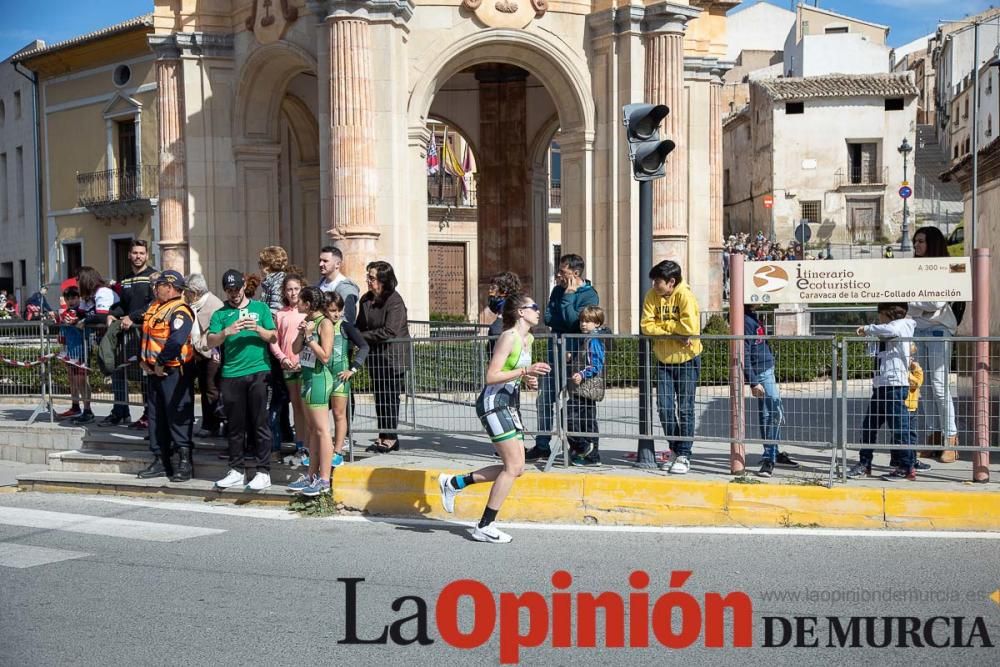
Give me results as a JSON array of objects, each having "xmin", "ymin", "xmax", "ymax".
[
  {"xmin": 409, "ymin": 30, "xmax": 595, "ymax": 311},
  {"xmin": 233, "ymin": 43, "xmax": 319, "ymax": 268}
]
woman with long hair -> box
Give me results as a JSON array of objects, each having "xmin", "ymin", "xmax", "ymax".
[
  {"xmin": 75, "ymin": 266, "xmax": 122, "ymax": 425},
  {"xmin": 437, "ymin": 292, "xmax": 551, "ymax": 544},
  {"xmin": 289, "ymin": 286, "xmax": 335, "ymax": 496},
  {"xmin": 356, "ymin": 261, "xmax": 410, "ymax": 453},
  {"xmin": 323, "ymin": 291, "xmax": 369, "ymax": 466},
  {"xmin": 269, "ymin": 273, "xmax": 307, "ymax": 461},
  {"xmin": 909, "ymin": 226, "xmax": 960, "ymax": 464}
]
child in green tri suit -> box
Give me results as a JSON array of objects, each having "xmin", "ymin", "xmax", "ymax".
[
  {"xmin": 323, "ymin": 292, "xmax": 368, "ymax": 468},
  {"xmin": 290, "ymin": 287, "xmax": 335, "ymax": 497},
  {"xmin": 436, "ymin": 292, "xmax": 551, "ymax": 544}
]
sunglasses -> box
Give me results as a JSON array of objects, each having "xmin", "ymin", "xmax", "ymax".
[{"xmin": 520, "ymin": 303, "xmax": 540, "ymax": 312}]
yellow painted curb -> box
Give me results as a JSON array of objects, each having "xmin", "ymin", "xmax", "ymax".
[
  {"xmin": 727, "ymin": 484, "xmax": 885, "ymax": 529},
  {"xmin": 331, "ymin": 464, "xmax": 1000, "ymax": 531},
  {"xmin": 884, "ymin": 488, "xmax": 1000, "ymax": 531}
]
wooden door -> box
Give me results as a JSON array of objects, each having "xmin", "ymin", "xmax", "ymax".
[
  {"xmin": 428, "ymin": 243, "xmax": 467, "ymax": 318},
  {"xmin": 847, "ymin": 199, "xmax": 880, "ymax": 243}
]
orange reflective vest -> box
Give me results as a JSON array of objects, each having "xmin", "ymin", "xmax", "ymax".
[{"xmin": 141, "ymin": 297, "xmax": 194, "ymax": 367}]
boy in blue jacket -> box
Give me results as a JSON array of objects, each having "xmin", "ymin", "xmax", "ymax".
[
  {"xmin": 744, "ymin": 305, "xmax": 799, "ymax": 477},
  {"xmin": 567, "ymin": 306, "xmax": 607, "ymax": 466}
]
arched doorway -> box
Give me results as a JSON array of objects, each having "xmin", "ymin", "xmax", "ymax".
[
  {"xmin": 409, "ymin": 33, "xmax": 595, "ymax": 317},
  {"xmin": 234, "ymin": 44, "xmax": 320, "ymax": 271}
]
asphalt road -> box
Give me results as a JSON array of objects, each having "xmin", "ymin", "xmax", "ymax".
[{"xmin": 1, "ymin": 491, "xmax": 998, "ymax": 666}]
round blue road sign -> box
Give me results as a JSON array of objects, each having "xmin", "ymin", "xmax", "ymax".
[{"xmin": 899, "ymin": 186, "xmax": 912, "ymax": 199}]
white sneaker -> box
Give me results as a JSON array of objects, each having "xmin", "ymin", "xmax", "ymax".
[
  {"xmin": 247, "ymin": 472, "xmax": 271, "ymax": 491},
  {"xmin": 438, "ymin": 474, "xmax": 459, "ymax": 513},
  {"xmin": 669, "ymin": 456, "xmax": 691, "ymax": 475},
  {"xmin": 471, "ymin": 523, "xmax": 512, "ymax": 544},
  {"xmin": 215, "ymin": 469, "xmax": 245, "ymax": 488}
]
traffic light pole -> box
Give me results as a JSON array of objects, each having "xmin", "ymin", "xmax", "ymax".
[{"xmin": 636, "ymin": 179, "xmax": 656, "ymax": 466}]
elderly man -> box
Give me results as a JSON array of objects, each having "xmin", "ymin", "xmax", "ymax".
[
  {"xmin": 138, "ymin": 270, "xmax": 196, "ymax": 481},
  {"xmin": 185, "ymin": 273, "xmax": 226, "ymax": 438}
]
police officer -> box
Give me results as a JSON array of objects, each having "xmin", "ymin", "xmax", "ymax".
[{"xmin": 137, "ymin": 270, "xmax": 197, "ymax": 482}]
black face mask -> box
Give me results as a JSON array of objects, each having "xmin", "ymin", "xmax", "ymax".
[{"xmin": 488, "ymin": 296, "xmax": 505, "ymax": 314}]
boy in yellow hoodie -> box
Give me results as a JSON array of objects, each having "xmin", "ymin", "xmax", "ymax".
[
  {"xmin": 893, "ymin": 344, "xmax": 930, "ymax": 470},
  {"xmin": 639, "ymin": 260, "xmax": 702, "ymax": 474}
]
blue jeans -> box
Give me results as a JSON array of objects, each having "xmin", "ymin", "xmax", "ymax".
[
  {"xmin": 859, "ymin": 385, "xmax": 915, "ymax": 469},
  {"xmin": 534, "ymin": 342, "xmax": 560, "ymax": 451},
  {"xmin": 656, "ymin": 356, "xmax": 701, "ymax": 457},
  {"xmin": 754, "ymin": 367, "xmax": 783, "ymax": 462}
]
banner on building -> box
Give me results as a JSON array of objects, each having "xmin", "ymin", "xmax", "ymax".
[{"xmin": 742, "ymin": 258, "xmax": 972, "ymax": 305}]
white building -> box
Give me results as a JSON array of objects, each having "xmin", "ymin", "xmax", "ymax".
[
  {"xmin": 723, "ymin": 73, "xmax": 919, "ymax": 246},
  {"xmin": 0, "ymin": 42, "xmax": 42, "ymax": 299},
  {"xmin": 783, "ymin": 4, "xmax": 890, "ymax": 78},
  {"xmin": 725, "ymin": 1, "xmax": 794, "ymax": 62}
]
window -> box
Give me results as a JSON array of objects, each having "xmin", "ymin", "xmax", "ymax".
[
  {"xmin": 62, "ymin": 242, "xmax": 82, "ymax": 280},
  {"xmin": 785, "ymin": 101, "xmax": 804, "ymax": 114},
  {"xmin": 19, "ymin": 260, "xmax": 26, "ymax": 286},
  {"xmin": 964, "ymin": 97, "xmax": 969, "ymax": 118},
  {"xmin": 988, "ymin": 73, "xmax": 994, "ymax": 95},
  {"xmin": 825, "ymin": 26, "xmax": 849, "ymax": 34},
  {"xmin": 14, "ymin": 147, "xmax": 23, "ymax": 217},
  {"xmin": 113, "ymin": 64, "xmax": 131, "ymax": 87},
  {"xmin": 0, "ymin": 100, "xmax": 4, "ymax": 127},
  {"xmin": 885, "ymin": 98, "xmax": 904, "ymax": 111},
  {"xmin": 552, "ymin": 244, "xmax": 562, "ymax": 280},
  {"xmin": 847, "ymin": 142, "xmax": 879, "ymax": 184},
  {"xmin": 800, "ymin": 201, "xmax": 821, "ymax": 224},
  {"xmin": 13, "ymin": 91, "xmax": 21, "ymax": 119},
  {"xmin": 989, "ymin": 115, "xmax": 994, "ymax": 139},
  {"xmin": 0, "ymin": 153, "xmax": 6, "ymax": 222},
  {"xmin": 724, "ymin": 169, "xmax": 731, "ymax": 203},
  {"xmin": 112, "ymin": 237, "xmax": 135, "ymax": 282},
  {"xmin": 954, "ymin": 144, "xmax": 959, "ymax": 159}
]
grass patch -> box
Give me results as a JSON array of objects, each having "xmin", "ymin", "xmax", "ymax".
[
  {"xmin": 288, "ymin": 493, "xmax": 338, "ymax": 517},
  {"xmin": 732, "ymin": 473, "xmax": 762, "ymax": 484},
  {"xmin": 781, "ymin": 474, "xmax": 830, "ymax": 488}
]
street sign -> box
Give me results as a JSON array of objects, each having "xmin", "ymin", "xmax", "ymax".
[
  {"xmin": 899, "ymin": 185, "xmax": 912, "ymax": 199},
  {"xmin": 794, "ymin": 222, "xmax": 812, "ymax": 244},
  {"xmin": 763, "ymin": 195, "xmax": 774, "ymax": 209}
]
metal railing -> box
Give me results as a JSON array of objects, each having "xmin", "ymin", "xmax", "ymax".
[
  {"xmin": 77, "ymin": 164, "xmax": 159, "ymax": 207},
  {"xmin": 3, "ymin": 327, "xmax": 996, "ymax": 483},
  {"xmin": 427, "ymin": 174, "xmax": 477, "ymax": 207},
  {"xmin": 835, "ymin": 166, "xmax": 889, "ymax": 189}
]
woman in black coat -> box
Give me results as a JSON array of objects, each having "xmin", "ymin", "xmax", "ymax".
[{"xmin": 356, "ymin": 261, "xmax": 410, "ymax": 452}]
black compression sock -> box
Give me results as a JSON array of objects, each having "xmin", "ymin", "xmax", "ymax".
[
  {"xmin": 478, "ymin": 507, "xmax": 498, "ymax": 528},
  {"xmin": 450, "ymin": 473, "xmax": 476, "ymax": 490}
]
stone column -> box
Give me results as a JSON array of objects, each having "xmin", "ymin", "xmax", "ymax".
[
  {"xmin": 153, "ymin": 52, "xmax": 188, "ymax": 273},
  {"xmin": 476, "ymin": 65, "xmax": 531, "ymax": 310},
  {"xmin": 643, "ymin": 4, "xmax": 699, "ymax": 265},
  {"xmin": 708, "ymin": 73, "xmax": 724, "ymax": 311},
  {"xmin": 325, "ymin": 15, "xmax": 379, "ymax": 282}
]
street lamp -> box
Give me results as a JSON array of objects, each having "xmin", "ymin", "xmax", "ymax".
[{"xmin": 898, "ymin": 137, "xmax": 913, "ymax": 252}]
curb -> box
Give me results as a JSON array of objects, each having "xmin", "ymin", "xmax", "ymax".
[{"xmin": 331, "ymin": 464, "xmax": 1000, "ymax": 532}]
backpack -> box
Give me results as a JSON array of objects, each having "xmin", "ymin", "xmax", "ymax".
[
  {"xmin": 97, "ymin": 319, "xmax": 124, "ymax": 376},
  {"xmin": 951, "ymin": 302, "xmax": 966, "ymax": 327}
]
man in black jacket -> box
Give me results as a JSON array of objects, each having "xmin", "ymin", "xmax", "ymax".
[{"xmin": 102, "ymin": 239, "xmax": 158, "ymax": 428}]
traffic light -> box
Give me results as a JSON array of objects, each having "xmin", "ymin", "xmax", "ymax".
[{"xmin": 622, "ymin": 103, "xmax": 675, "ymax": 181}]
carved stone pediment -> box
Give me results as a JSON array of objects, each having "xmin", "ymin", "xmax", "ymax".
[
  {"xmin": 247, "ymin": 0, "xmax": 299, "ymax": 44},
  {"xmin": 462, "ymin": 0, "xmax": 547, "ymax": 30}
]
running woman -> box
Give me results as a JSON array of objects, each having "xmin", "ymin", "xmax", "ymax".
[
  {"xmin": 323, "ymin": 292, "xmax": 368, "ymax": 468},
  {"xmin": 437, "ymin": 293, "xmax": 550, "ymax": 543},
  {"xmin": 289, "ymin": 287, "xmax": 335, "ymax": 496}
]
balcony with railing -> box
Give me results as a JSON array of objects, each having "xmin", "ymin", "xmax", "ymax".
[
  {"xmin": 77, "ymin": 164, "xmax": 158, "ymax": 219},
  {"xmin": 835, "ymin": 165, "xmax": 888, "ymax": 190},
  {"xmin": 427, "ymin": 173, "xmax": 476, "ymax": 208},
  {"xmin": 549, "ymin": 182, "xmax": 561, "ymax": 210}
]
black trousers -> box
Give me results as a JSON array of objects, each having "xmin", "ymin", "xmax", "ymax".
[
  {"xmin": 221, "ymin": 371, "xmax": 272, "ymax": 474},
  {"xmin": 147, "ymin": 365, "xmax": 194, "ymax": 459},
  {"xmin": 567, "ymin": 394, "xmax": 599, "ymax": 454},
  {"xmin": 371, "ymin": 359, "xmax": 404, "ymax": 441},
  {"xmin": 194, "ymin": 355, "xmax": 223, "ymax": 431}
]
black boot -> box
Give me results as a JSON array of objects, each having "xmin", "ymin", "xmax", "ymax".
[
  {"xmin": 137, "ymin": 457, "xmax": 169, "ymax": 479},
  {"xmin": 170, "ymin": 447, "xmax": 193, "ymax": 482}
]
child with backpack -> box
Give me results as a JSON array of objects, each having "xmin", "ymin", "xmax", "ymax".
[
  {"xmin": 566, "ymin": 306, "xmax": 608, "ymax": 466},
  {"xmin": 848, "ymin": 303, "xmax": 917, "ymax": 481}
]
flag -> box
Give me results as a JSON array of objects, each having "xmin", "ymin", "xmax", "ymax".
[
  {"xmin": 442, "ymin": 137, "xmax": 465, "ymax": 178},
  {"xmin": 426, "ymin": 132, "xmax": 439, "ymax": 175},
  {"xmin": 461, "ymin": 144, "xmax": 475, "ymax": 201}
]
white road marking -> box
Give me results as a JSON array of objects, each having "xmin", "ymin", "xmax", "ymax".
[
  {"xmin": 0, "ymin": 507, "xmax": 225, "ymax": 542},
  {"xmin": 324, "ymin": 515, "xmax": 1000, "ymax": 540},
  {"xmin": 90, "ymin": 497, "xmax": 295, "ymax": 520},
  {"xmin": 0, "ymin": 543, "xmax": 89, "ymax": 569}
]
